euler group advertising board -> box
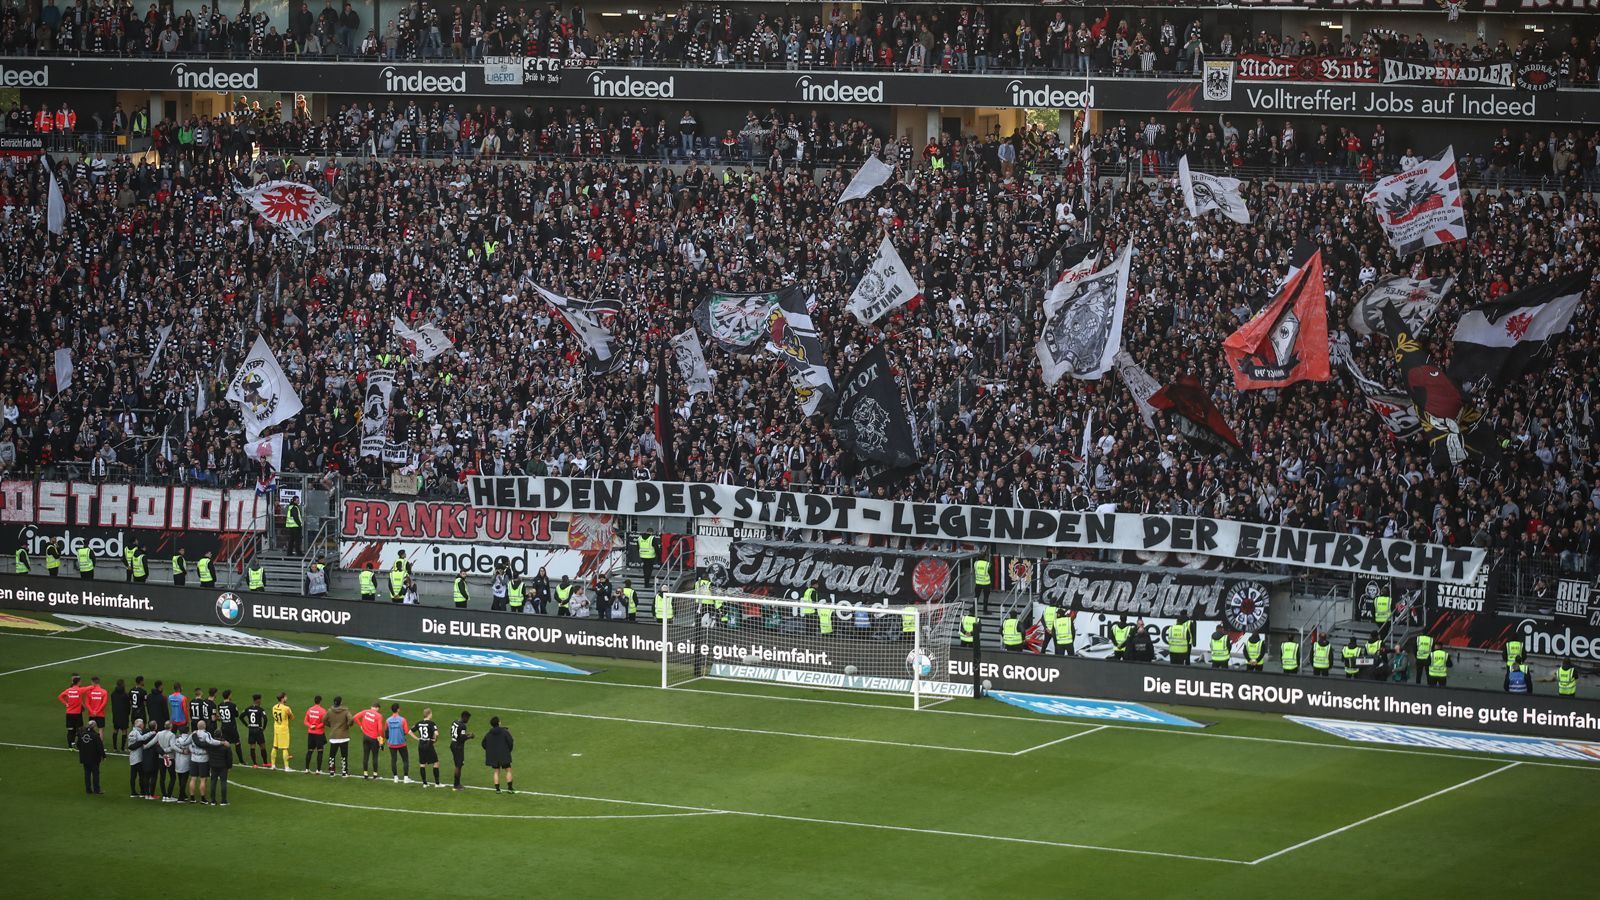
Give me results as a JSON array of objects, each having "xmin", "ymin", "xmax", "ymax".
[{"xmin": 3, "ymin": 574, "xmax": 1594, "ymax": 741}]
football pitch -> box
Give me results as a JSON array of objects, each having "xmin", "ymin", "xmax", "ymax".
[{"xmin": 2, "ymin": 625, "xmax": 1596, "ymax": 898}]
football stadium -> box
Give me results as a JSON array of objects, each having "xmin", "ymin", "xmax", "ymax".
[{"xmin": 3, "ymin": 0, "xmax": 1600, "ymax": 895}]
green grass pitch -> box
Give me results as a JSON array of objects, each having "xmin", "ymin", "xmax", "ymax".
[{"xmin": 1, "ymin": 625, "xmax": 1595, "ymax": 898}]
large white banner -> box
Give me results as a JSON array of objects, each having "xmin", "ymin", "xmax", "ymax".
[
  {"xmin": 468, "ymin": 477, "xmax": 1484, "ymax": 583},
  {"xmin": 1364, "ymin": 147, "xmax": 1467, "ymax": 257},
  {"xmin": 392, "ymin": 317, "xmax": 455, "ymax": 362},
  {"xmin": 234, "ymin": 179, "xmax": 339, "ymax": 239},
  {"xmin": 846, "ymin": 236, "xmax": 922, "ymax": 324}
]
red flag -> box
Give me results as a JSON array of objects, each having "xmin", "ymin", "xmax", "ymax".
[
  {"xmin": 1222, "ymin": 251, "xmax": 1331, "ymax": 390},
  {"xmin": 1150, "ymin": 376, "xmax": 1243, "ymax": 453}
]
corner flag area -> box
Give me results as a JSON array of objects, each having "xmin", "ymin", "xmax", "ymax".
[{"xmin": 4, "ymin": 626, "xmax": 1596, "ymax": 896}]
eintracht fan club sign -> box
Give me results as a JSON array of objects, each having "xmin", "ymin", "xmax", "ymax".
[{"xmin": 469, "ymin": 477, "xmax": 1484, "ymax": 583}]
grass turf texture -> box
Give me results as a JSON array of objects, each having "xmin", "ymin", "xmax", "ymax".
[{"xmin": 1, "ymin": 626, "xmax": 1596, "ymax": 898}]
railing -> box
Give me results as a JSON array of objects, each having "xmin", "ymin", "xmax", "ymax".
[
  {"xmin": 222, "ymin": 530, "xmax": 261, "ymax": 588},
  {"xmin": 301, "ymin": 520, "xmax": 334, "ymax": 572}
]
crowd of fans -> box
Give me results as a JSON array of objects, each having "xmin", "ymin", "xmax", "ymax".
[
  {"xmin": 0, "ymin": 104, "xmax": 1597, "ymax": 581},
  {"xmin": 1, "ymin": 1, "xmax": 1596, "ymax": 83}
]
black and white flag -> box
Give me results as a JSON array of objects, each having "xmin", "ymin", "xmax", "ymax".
[
  {"xmin": 768, "ymin": 287, "xmax": 835, "ymax": 416},
  {"xmin": 837, "ymin": 155, "xmax": 894, "ymax": 204},
  {"xmin": 1339, "ymin": 348, "xmax": 1421, "ymax": 438},
  {"xmin": 392, "ymin": 317, "xmax": 455, "ymax": 362},
  {"xmin": 226, "ymin": 336, "xmax": 303, "ymax": 441},
  {"xmin": 1447, "ymin": 271, "xmax": 1586, "ymax": 396},
  {"xmin": 846, "ymin": 236, "xmax": 922, "ymax": 325},
  {"xmin": 669, "ymin": 329, "xmax": 713, "ymax": 397},
  {"xmin": 1036, "ymin": 244, "xmax": 1132, "ymax": 385},
  {"xmin": 1364, "ymin": 147, "xmax": 1467, "ymax": 256},
  {"xmin": 45, "ymin": 156, "xmax": 66, "ymax": 236},
  {"xmin": 142, "ymin": 323, "xmax": 175, "ymax": 380},
  {"xmin": 1113, "ymin": 351, "xmax": 1161, "ymax": 432},
  {"xmin": 534, "ymin": 284, "xmax": 626, "ymax": 376},
  {"xmin": 53, "ymin": 347, "xmax": 73, "ymax": 393},
  {"xmin": 831, "ymin": 345, "xmax": 920, "ymax": 471},
  {"xmin": 1041, "ymin": 239, "xmax": 1098, "ymax": 288},
  {"xmin": 1178, "ymin": 155, "xmax": 1250, "ymax": 224},
  {"xmin": 1347, "ymin": 275, "xmax": 1454, "ymax": 338},
  {"xmin": 360, "ymin": 369, "xmax": 398, "ymax": 458}
]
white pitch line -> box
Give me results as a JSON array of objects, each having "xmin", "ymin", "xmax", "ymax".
[
  {"xmin": 0, "ymin": 644, "xmax": 142, "ymax": 677},
  {"xmin": 0, "ymin": 738, "xmax": 1247, "ymax": 863},
  {"xmin": 5, "ymin": 632, "xmax": 1600, "ymax": 772},
  {"xmin": 1012, "ymin": 725, "xmax": 1110, "ymax": 756},
  {"xmin": 228, "ymin": 780, "xmax": 728, "ymax": 820},
  {"xmin": 384, "ymin": 695, "xmax": 1019, "ymax": 757},
  {"xmin": 384, "ymin": 672, "xmax": 487, "ymax": 700},
  {"xmin": 1248, "ymin": 762, "xmax": 1523, "ymax": 865}
]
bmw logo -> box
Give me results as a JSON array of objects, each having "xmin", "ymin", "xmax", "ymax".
[{"xmin": 215, "ymin": 592, "xmax": 244, "ymax": 625}]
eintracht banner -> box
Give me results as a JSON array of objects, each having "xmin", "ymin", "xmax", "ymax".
[
  {"xmin": 234, "ymin": 179, "xmax": 339, "ymax": 239},
  {"xmin": 846, "ymin": 236, "xmax": 923, "ymax": 325},
  {"xmin": 225, "ymin": 336, "xmax": 303, "ymax": 441},
  {"xmin": 468, "ymin": 476, "xmax": 1485, "ymax": 583},
  {"xmin": 1364, "ymin": 147, "xmax": 1467, "ymax": 257},
  {"xmin": 1347, "ymin": 275, "xmax": 1455, "ymax": 338}
]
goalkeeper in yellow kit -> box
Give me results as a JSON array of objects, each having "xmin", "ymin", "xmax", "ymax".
[{"xmin": 270, "ymin": 692, "xmax": 293, "ymax": 771}]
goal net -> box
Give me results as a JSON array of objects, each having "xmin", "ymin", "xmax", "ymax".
[{"xmin": 659, "ymin": 591, "xmax": 970, "ymax": 709}]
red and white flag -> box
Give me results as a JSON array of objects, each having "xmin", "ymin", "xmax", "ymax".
[
  {"xmin": 1363, "ymin": 147, "xmax": 1467, "ymax": 257},
  {"xmin": 235, "ymin": 180, "xmax": 339, "ymax": 239}
]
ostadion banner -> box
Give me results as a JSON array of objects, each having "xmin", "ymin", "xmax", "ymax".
[
  {"xmin": 720, "ymin": 540, "xmax": 969, "ymax": 605},
  {"xmin": 469, "ymin": 476, "xmax": 1484, "ymax": 583},
  {"xmin": 1, "ymin": 479, "xmax": 267, "ymax": 532},
  {"xmin": 4, "ymin": 574, "xmax": 1593, "ymax": 741},
  {"xmin": 338, "ymin": 541, "xmax": 621, "ymax": 582}
]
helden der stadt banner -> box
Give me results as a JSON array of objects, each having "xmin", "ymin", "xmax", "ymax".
[{"xmin": 468, "ymin": 477, "xmax": 1484, "ymax": 583}]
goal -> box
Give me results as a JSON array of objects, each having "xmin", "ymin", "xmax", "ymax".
[{"xmin": 658, "ymin": 591, "xmax": 971, "ymax": 709}]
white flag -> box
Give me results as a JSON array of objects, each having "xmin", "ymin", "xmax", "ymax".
[
  {"xmin": 195, "ymin": 373, "xmax": 208, "ymax": 415},
  {"xmin": 392, "ymin": 317, "xmax": 455, "ymax": 362},
  {"xmin": 1036, "ymin": 244, "xmax": 1133, "ymax": 385},
  {"xmin": 1079, "ymin": 409, "xmax": 1094, "ymax": 487},
  {"xmin": 53, "ymin": 347, "xmax": 73, "ymax": 392},
  {"xmin": 1113, "ymin": 351, "xmax": 1161, "ymax": 432},
  {"xmin": 669, "ymin": 329, "xmax": 714, "ymax": 397},
  {"xmin": 1177, "ymin": 155, "xmax": 1250, "ymax": 224},
  {"xmin": 226, "ymin": 336, "xmax": 304, "ymax": 441},
  {"xmin": 360, "ymin": 369, "xmax": 396, "ymax": 458},
  {"xmin": 248, "ymin": 433, "xmax": 285, "ymax": 472},
  {"xmin": 846, "ymin": 236, "xmax": 923, "ymax": 325},
  {"xmin": 142, "ymin": 324, "xmax": 174, "ymax": 380},
  {"xmin": 837, "ymin": 156, "xmax": 894, "ymax": 204},
  {"xmin": 234, "ymin": 179, "xmax": 339, "ymax": 240},
  {"xmin": 1363, "ymin": 146, "xmax": 1467, "ymax": 256},
  {"xmin": 46, "ymin": 160, "xmax": 66, "ymax": 235}
]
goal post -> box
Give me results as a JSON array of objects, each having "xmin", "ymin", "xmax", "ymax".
[{"xmin": 657, "ymin": 591, "xmax": 971, "ymax": 709}]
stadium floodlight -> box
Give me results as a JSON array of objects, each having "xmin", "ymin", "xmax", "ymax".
[{"xmin": 658, "ymin": 590, "xmax": 970, "ymax": 709}]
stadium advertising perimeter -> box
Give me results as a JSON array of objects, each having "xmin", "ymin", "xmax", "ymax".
[{"xmin": 2, "ymin": 574, "xmax": 1596, "ymax": 741}]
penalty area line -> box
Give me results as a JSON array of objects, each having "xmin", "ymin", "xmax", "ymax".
[
  {"xmin": 0, "ymin": 644, "xmax": 143, "ymax": 677},
  {"xmin": 1248, "ymin": 761, "xmax": 1522, "ymax": 865},
  {"xmin": 384, "ymin": 672, "xmax": 488, "ymax": 699},
  {"xmin": 1011, "ymin": 724, "xmax": 1110, "ymax": 756},
  {"xmin": 228, "ymin": 779, "xmax": 729, "ymax": 820}
]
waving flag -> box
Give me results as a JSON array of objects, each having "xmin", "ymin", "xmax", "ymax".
[
  {"xmin": 534, "ymin": 285, "xmax": 625, "ymax": 376},
  {"xmin": 767, "ymin": 287, "xmax": 835, "ymax": 416},
  {"xmin": 391, "ymin": 317, "xmax": 455, "ymax": 362},
  {"xmin": 1223, "ymin": 249, "xmax": 1330, "ymax": 389},
  {"xmin": 1385, "ymin": 305, "xmax": 1497, "ymax": 467},
  {"xmin": 1447, "ymin": 271, "xmax": 1586, "ymax": 396},
  {"xmin": 669, "ymin": 329, "xmax": 714, "ymax": 397},
  {"xmin": 1178, "ymin": 155, "xmax": 1250, "ymax": 224},
  {"xmin": 1036, "ymin": 244, "xmax": 1132, "ymax": 384},
  {"xmin": 1113, "ymin": 351, "xmax": 1161, "ymax": 432},
  {"xmin": 846, "ymin": 236, "xmax": 923, "ymax": 325},
  {"xmin": 1364, "ymin": 147, "xmax": 1467, "ymax": 256},
  {"xmin": 694, "ymin": 289, "xmax": 785, "ymax": 354},
  {"xmin": 1150, "ymin": 376, "xmax": 1243, "ymax": 453},
  {"xmin": 1347, "ymin": 275, "xmax": 1455, "ymax": 338},
  {"xmin": 226, "ymin": 336, "xmax": 304, "ymax": 441},
  {"xmin": 837, "ymin": 155, "xmax": 895, "ymax": 204},
  {"xmin": 235, "ymin": 179, "xmax": 339, "ymax": 239},
  {"xmin": 45, "ymin": 156, "xmax": 66, "ymax": 235},
  {"xmin": 1339, "ymin": 349, "xmax": 1421, "ymax": 438},
  {"xmin": 832, "ymin": 345, "xmax": 920, "ymax": 471}
]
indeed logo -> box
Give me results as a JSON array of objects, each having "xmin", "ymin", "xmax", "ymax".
[
  {"xmin": 795, "ymin": 75, "xmax": 883, "ymax": 104},
  {"xmin": 0, "ymin": 64, "xmax": 49, "ymax": 87},
  {"xmin": 171, "ymin": 63, "xmax": 258, "ymax": 90},
  {"xmin": 382, "ymin": 66, "xmax": 467, "ymax": 94},
  {"xmin": 589, "ymin": 70, "xmax": 674, "ymax": 99},
  {"xmin": 1007, "ymin": 80, "xmax": 1095, "ymax": 110}
]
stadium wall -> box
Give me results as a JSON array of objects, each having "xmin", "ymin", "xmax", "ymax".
[{"xmin": 3, "ymin": 574, "xmax": 1595, "ymax": 741}]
